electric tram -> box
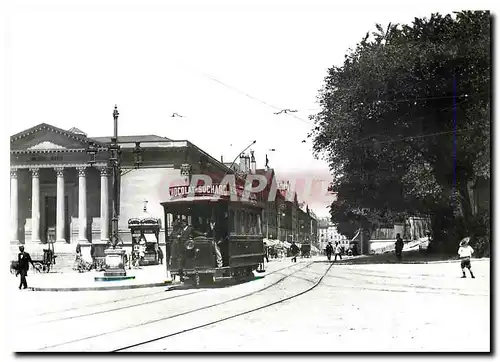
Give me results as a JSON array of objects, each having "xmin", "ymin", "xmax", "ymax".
[{"xmin": 162, "ymin": 183, "xmax": 264, "ymax": 287}]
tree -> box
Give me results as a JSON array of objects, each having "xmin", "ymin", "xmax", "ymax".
[{"xmin": 310, "ymin": 11, "xmax": 491, "ymax": 245}]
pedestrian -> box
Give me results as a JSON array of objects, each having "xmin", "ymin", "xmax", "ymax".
[
  {"xmin": 395, "ymin": 233, "xmax": 404, "ymax": 262},
  {"xmin": 334, "ymin": 242, "xmax": 342, "ymax": 261},
  {"xmin": 325, "ymin": 242, "xmax": 333, "ymax": 261},
  {"xmin": 90, "ymin": 243, "xmax": 96, "ymax": 269},
  {"xmin": 139, "ymin": 243, "xmax": 145, "ymax": 266},
  {"xmin": 75, "ymin": 243, "xmax": 82, "ymax": 258},
  {"xmin": 458, "ymin": 237, "xmax": 475, "ymax": 279},
  {"xmin": 158, "ymin": 245, "xmax": 164, "ymax": 265},
  {"xmin": 290, "ymin": 242, "xmax": 300, "ymax": 263},
  {"xmin": 17, "ymin": 246, "xmax": 35, "ymax": 290},
  {"xmin": 426, "ymin": 230, "xmax": 433, "ymax": 253}
]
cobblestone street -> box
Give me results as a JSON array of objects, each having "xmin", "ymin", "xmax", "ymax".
[{"xmin": 8, "ymin": 257, "xmax": 490, "ymax": 352}]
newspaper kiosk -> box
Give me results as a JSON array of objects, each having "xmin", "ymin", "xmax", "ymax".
[{"xmin": 128, "ymin": 217, "xmax": 161, "ymax": 266}]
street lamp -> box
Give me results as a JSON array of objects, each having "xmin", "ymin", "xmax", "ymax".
[
  {"xmin": 133, "ymin": 142, "xmax": 143, "ymax": 168},
  {"xmin": 86, "ymin": 105, "xmax": 144, "ymax": 278},
  {"xmin": 86, "ymin": 142, "xmax": 98, "ymax": 166}
]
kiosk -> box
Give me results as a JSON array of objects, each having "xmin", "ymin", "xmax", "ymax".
[{"xmin": 128, "ymin": 217, "xmax": 161, "ymax": 266}]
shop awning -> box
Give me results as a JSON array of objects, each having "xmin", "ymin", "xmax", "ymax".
[{"xmin": 144, "ymin": 233, "xmax": 158, "ymax": 243}]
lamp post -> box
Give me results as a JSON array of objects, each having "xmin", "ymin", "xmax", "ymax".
[{"xmin": 86, "ymin": 105, "xmax": 144, "ymax": 278}]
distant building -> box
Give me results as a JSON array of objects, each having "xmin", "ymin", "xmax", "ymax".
[{"xmin": 317, "ymin": 218, "xmax": 348, "ymax": 251}]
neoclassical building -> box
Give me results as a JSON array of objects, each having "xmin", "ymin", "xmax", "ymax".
[
  {"xmin": 9, "ymin": 122, "xmax": 234, "ymax": 260},
  {"xmin": 10, "ymin": 121, "xmax": 322, "ymax": 265}
]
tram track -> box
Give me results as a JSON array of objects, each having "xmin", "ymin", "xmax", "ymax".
[
  {"xmin": 32, "ymin": 289, "xmax": 173, "ymax": 318},
  {"xmin": 28, "ymin": 263, "xmax": 300, "ymax": 325},
  {"xmin": 115, "ymin": 262, "xmax": 334, "ymax": 352},
  {"xmin": 30, "ymin": 290, "xmax": 204, "ymax": 325},
  {"xmin": 35, "ymin": 261, "xmax": 316, "ymax": 351}
]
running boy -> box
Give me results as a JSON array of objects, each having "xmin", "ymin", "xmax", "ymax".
[{"xmin": 458, "ymin": 237, "xmax": 475, "ymax": 279}]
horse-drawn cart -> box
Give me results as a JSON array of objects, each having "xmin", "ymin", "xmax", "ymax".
[{"xmin": 10, "ymin": 243, "xmax": 56, "ymax": 275}]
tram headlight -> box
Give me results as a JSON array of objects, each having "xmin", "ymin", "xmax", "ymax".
[{"xmin": 186, "ymin": 239, "xmax": 195, "ymax": 250}]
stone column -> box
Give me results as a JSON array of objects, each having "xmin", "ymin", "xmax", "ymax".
[
  {"xmin": 30, "ymin": 168, "xmax": 41, "ymax": 243},
  {"xmin": 77, "ymin": 166, "xmax": 88, "ymax": 242},
  {"xmin": 55, "ymin": 167, "xmax": 66, "ymax": 242},
  {"xmin": 99, "ymin": 167, "xmax": 109, "ymax": 242},
  {"xmin": 10, "ymin": 169, "xmax": 19, "ymax": 243}
]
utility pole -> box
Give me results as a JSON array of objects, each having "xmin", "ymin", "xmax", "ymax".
[
  {"xmin": 277, "ymin": 206, "xmax": 280, "ymax": 241},
  {"xmin": 266, "ymin": 205, "xmax": 269, "ymax": 239}
]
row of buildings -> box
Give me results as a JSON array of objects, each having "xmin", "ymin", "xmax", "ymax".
[{"xmin": 9, "ymin": 121, "xmax": 321, "ymax": 258}]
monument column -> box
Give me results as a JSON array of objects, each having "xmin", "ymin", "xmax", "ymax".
[
  {"xmin": 99, "ymin": 167, "xmax": 109, "ymax": 242},
  {"xmin": 30, "ymin": 168, "xmax": 41, "ymax": 243},
  {"xmin": 10, "ymin": 169, "xmax": 19, "ymax": 243},
  {"xmin": 55, "ymin": 167, "xmax": 66, "ymax": 243},
  {"xmin": 77, "ymin": 166, "xmax": 88, "ymax": 242}
]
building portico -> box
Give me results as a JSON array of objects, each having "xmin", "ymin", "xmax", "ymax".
[
  {"xmin": 10, "ymin": 163, "xmax": 110, "ymax": 245},
  {"xmin": 10, "ymin": 124, "xmax": 110, "ymax": 247}
]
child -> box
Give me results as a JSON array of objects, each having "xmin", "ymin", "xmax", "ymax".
[{"xmin": 458, "ymin": 237, "xmax": 475, "ymax": 279}]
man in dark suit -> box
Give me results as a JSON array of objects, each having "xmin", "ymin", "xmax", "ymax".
[
  {"xmin": 395, "ymin": 233, "xmax": 404, "ymax": 262},
  {"xmin": 207, "ymin": 217, "xmax": 223, "ymax": 267},
  {"xmin": 17, "ymin": 246, "xmax": 35, "ymax": 289},
  {"xmin": 178, "ymin": 220, "xmax": 204, "ymax": 240},
  {"xmin": 173, "ymin": 220, "xmax": 204, "ymax": 277}
]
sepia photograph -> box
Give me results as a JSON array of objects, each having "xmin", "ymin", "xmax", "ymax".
[{"xmin": 2, "ymin": 0, "xmax": 492, "ymax": 355}]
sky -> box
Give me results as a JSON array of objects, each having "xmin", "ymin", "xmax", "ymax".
[{"xmin": 2, "ymin": 0, "xmax": 496, "ymax": 218}]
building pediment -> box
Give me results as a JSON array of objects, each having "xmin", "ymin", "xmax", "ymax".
[
  {"xmin": 27, "ymin": 141, "xmax": 67, "ymax": 150},
  {"xmin": 10, "ymin": 123, "xmax": 104, "ymax": 152}
]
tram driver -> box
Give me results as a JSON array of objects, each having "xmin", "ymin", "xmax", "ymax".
[{"xmin": 178, "ymin": 219, "xmax": 204, "ymax": 240}]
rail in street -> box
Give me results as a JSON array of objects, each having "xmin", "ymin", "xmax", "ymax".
[{"xmin": 10, "ymin": 258, "xmax": 489, "ymax": 352}]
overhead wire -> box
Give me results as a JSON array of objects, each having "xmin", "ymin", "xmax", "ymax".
[
  {"xmin": 176, "ymin": 61, "xmax": 315, "ymax": 125},
  {"xmin": 174, "ymin": 61, "xmax": 486, "ymax": 139}
]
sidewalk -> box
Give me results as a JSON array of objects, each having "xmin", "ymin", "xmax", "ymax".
[{"xmin": 15, "ymin": 264, "xmax": 174, "ymax": 292}]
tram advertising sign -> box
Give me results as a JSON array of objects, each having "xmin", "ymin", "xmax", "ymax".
[{"xmin": 168, "ymin": 184, "xmax": 257, "ymax": 201}]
